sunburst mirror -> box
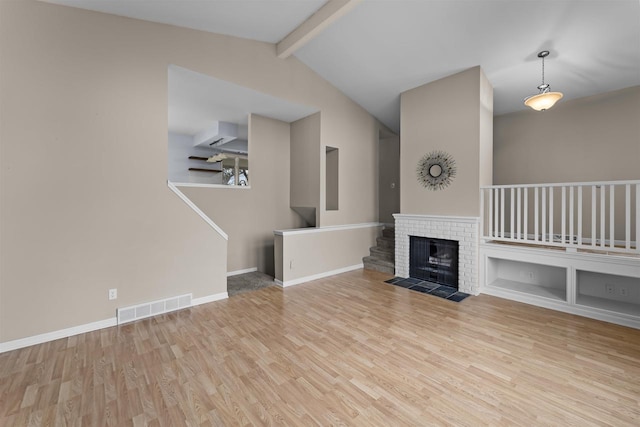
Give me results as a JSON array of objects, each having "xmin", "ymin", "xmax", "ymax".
[{"xmin": 416, "ymin": 150, "xmax": 456, "ymax": 191}]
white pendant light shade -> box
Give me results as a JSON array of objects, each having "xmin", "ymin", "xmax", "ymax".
[
  {"xmin": 524, "ymin": 91, "xmax": 563, "ymax": 111},
  {"xmin": 525, "ymin": 50, "xmax": 563, "ymax": 111}
]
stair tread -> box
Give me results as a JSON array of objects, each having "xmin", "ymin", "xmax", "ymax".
[
  {"xmin": 362, "ymin": 256, "xmax": 395, "ymax": 267},
  {"xmin": 370, "ymin": 246, "xmax": 394, "ymax": 254}
]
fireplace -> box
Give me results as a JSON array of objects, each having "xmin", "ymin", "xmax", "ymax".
[
  {"xmin": 394, "ymin": 214, "xmax": 479, "ymax": 295},
  {"xmin": 410, "ymin": 236, "xmax": 459, "ymax": 288}
]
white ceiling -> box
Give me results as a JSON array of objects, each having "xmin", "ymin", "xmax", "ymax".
[{"xmin": 47, "ymin": 0, "xmax": 640, "ymax": 133}]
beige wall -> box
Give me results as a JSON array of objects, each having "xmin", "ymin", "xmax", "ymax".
[
  {"xmin": 400, "ymin": 66, "xmax": 493, "ymax": 217},
  {"xmin": 0, "ymin": 1, "xmax": 228, "ymax": 342},
  {"xmin": 494, "ymin": 85, "xmax": 640, "ymax": 185},
  {"xmin": 319, "ymin": 110, "xmax": 380, "ymax": 227},
  {"xmin": 379, "ymin": 136, "xmax": 400, "ymax": 223},
  {"xmin": 0, "ymin": 1, "xmax": 382, "ymax": 344},
  {"xmin": 275, "ymin": 225, "xmax": 381, "ymax": 284},
  {"xmin": 182, "ymin": 115, "xmax": 305, "ymax": 276},
  {"xmin": 290, "ymin": 112, "xmax": 321, "ymax": 224}
]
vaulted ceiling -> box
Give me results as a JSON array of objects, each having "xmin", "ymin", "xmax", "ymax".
[{"xmin": 45, "ymin": 0, "xmax": 640, "ymax": 133}]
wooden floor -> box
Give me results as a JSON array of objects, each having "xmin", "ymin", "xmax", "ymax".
[{"xmin": 2, "ymin": 270, "xmax": 640, "ymax": 426}]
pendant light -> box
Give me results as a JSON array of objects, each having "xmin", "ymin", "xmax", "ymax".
[{"xmin": 524, "ymin": 50, "xmax": 563, "ymax": 111}]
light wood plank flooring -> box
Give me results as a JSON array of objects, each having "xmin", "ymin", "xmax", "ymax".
[{"xmin": 1, "ymin": 269, "xmax": 639, "ymax": 426}]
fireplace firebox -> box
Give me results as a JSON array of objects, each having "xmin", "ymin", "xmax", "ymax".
[{"xmin": 409, "ymin": 236, "xmax": 459, "ymax": 288}]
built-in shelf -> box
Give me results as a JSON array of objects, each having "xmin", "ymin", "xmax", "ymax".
[
  {"xmin": 481, "ymin": 242, "xmax": 640, "ymax": 329},
  {"xmin": 486, "ymin": 257, "xmax": 567, "ymax": 302},
  {"xmin": 188, "ymin": 156, "xmax": 221, "ymax": 162},
  {"xmin": 576, "ymin": 295, "xmax": 640, "ymax": 317},
  {"xmin": 489, "ymin": 278, "xmax": 566, "ymax": 301},
  {"xmin": 188, "ymin": 168, "xmax": 221, "ymax": 173}
]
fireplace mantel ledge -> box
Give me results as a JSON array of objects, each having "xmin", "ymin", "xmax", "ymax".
[{"xmin": 393, "ymin": 214, "xmax": 480, "ymax": 223}]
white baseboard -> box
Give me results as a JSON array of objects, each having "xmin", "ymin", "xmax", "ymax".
[
  {"xmin": 0, "ymin": 317, "xmax": 117, "ymax": 354},
  {"xmin": 0, "ymin": 291, "xmax": 229, "ymax": 354},
  {"xmin": 227, "ymin": 267, "xmax": 258, "ymax": 277},
  {"xmin": 277, "ymin": 264, "xmax": 363, "ymax": 288},
  {"xmin": 482, "ymin": 286, "xmax": 640, "ymax": 330},
  {"xmin": 192, "ymin": 292, "xmax": 228, "ymax": 306}
]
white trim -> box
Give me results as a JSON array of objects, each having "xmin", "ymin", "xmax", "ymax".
[
  {"xmin": 173, "ymin": 182, "xmax": 252, "ymax": 190},
  {"xmin": 227, "ymin": 267, "xmax": 258, "ymax": 277},
  {"xmin": 167, "ymin": 180, "xmax": 228, "ymax": 240},
  {"xmin": 192, "ymin": 292, "xmax": 228, "ymax": 306},
  {"xmin": 0, "ymin": 317, "xmax": 117, "ymax": 354},
  {"xmin": 277, "ymin": 264, "xmax": 363, "ymax": 287},
  {"xmin": 482, "ymin": 287, "xmax": 640, "ymax": 330},
  {"xmin": 274, "ymin": 222, "xmax": 382, "ymax": 236},
  {"xmin": 0, "ymin": 291, "xmax": 230, "ymax": 353},
  {"xmin": 393, "ymin": 214, "xmax": 480, "ymax": 223},
  {"xmin": 481, "ymin": 179, "xmax": 640, "ymax": 189}
]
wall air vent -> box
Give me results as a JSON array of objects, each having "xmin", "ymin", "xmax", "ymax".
[{"xmin": 116, "ymin": 293, "xmax": 192, "ymax": 325}]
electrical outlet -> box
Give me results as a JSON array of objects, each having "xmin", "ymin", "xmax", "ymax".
[
  {"xmin": 605, "ymin": 284, "xmax": 615, "ymax": 295},
  {"xmin": 527, "ymin": 271, "xmax": 535, "ymax": 280},
  {"xmin": 619, "ymin": 286, "xmax": 628, "ymax": 297},
  {"xmin": 108, "ymin": 288, "xmax": 117, "ymax": 300},
  {"xmin": 289, "ymin": 260, "xmax": 294, "ymax": 270}
]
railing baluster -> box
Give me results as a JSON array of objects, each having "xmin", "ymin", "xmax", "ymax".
[
  {"xmin": 600, "ymin": 185, "xmax": 606, "ymax": 247},
  {"xmin": 517, "ymin": 187, "xmax": 522, "ymax": 239},
  {"xmin": 569, "ymin": 186, "xmax": 574, "ymax": 246},
  {"xmin": 625, "ymin": 184, "xmax": 630, "ymax": 250},
  {"xmin": 549, "ymin": 187, "xmax": 554, "ymax": 243},
  {"xmin": 488, "ymin": 189, "xmax": 492, "ymax": 238},
  {"xmin": 524, "ymin": 188, "xmax": 528, "ymax": 240},
  {"xmin": 480, "ymin": 189, "xmax": 485, "ymax": 236},
  {"xmin": 510, "ymin": 188, "xmax": 515, "ymax": 240},
  {"xmin": 534, "ymin": 187, "xmax": 539, "ymax": 242},
  {"xmin": 561, "ymin": 187, "xmax": 566, "ymax": 244},
  {"xmin": 591, "ymin": 186, "xmax": 596, "ymax": 247},
  {"xmin": 542, "ymin": 187, "xmax": 547, "ymax": 243},
  {"xmin": 493, "ymin": 188, "xmax": 500, "ymax": 237},
  {"xmin": 610, "ymin": 185, "xmax": 615, "ymax": 249},
  {"xmin": 500, "ymin": 188, "xmax": 505, "ymax": 239},
  {"xmin": 636, "ymin": 184, "xmax": 639, "ymax": 251},
  {"xmin": 578, "ymin": 186, "xmax": 582, "ymax": 246}
]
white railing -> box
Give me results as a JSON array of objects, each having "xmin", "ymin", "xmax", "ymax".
[{"xmin": 480, "ymin": 180, "xmax": 640, "ymax": 254}]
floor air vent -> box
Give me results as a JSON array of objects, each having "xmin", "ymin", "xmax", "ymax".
[{"xmin": 117, "ymin": 293, "xmax": 192, "ymax": 325}]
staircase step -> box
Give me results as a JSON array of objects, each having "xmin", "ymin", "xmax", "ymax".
[
  {"xmin": 370, "ymin": 246, "xmax": 394, "ymax": 262},
  {"xmin": 363, "ymin": 256, "xmax": 395, "ymax": 275},
  {"xmin": 376, "ymin": 236, "xmax": 395, "ymax": 249},
  {"xmin": 382, "ymin": 227, "xmax": 395, "ymax": 238}
]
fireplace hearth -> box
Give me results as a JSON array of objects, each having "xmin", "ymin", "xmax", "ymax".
[{"xmin": 409, "ymin": 236, "xmax": 459, "ymax": 288}]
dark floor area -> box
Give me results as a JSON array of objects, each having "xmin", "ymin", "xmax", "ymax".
[
  {"xmin": 227, "ymin": 271, "xmax": 277, "ymax": 297},
  {"xmin": 384, "ymin": 277, "xmax": 470, "ymax": 302}
]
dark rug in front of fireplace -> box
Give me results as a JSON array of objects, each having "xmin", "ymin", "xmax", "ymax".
[{"xmin": 384, "ymin": 277, "xmax": 470, "ymax": 302}]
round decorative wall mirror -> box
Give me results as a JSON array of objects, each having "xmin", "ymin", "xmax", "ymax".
[{"xmin": 416, "ymin": 150, "xmax": 456, "ymax": 191}]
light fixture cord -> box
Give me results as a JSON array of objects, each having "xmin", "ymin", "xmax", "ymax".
[{"xmin": 541, "ymin": 55, "xmax": 545, "ymax": 85}]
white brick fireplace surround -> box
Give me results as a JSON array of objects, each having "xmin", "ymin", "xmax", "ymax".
[{"xmin": 393, "ymin": 214, "xmax": 480, "ymax": 295}]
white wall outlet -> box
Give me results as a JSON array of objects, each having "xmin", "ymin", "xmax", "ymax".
[
  {"xmin": 605, "ymin": 284, "xmax": 615, "ymax": 295},
  {"xmin": 289, "ymin": 260, "xmax": 294, "ymax": 270},
  {"xmin": 108, "ymin": 288, "xmax": 118, "ymax": 300},
  {"xmin": 619, "ymin": 286, "xmax": 628, "ymax": 297},
  {"xmin": 527, "ymin": 271, "xmax": 535, "ymax": 280}
]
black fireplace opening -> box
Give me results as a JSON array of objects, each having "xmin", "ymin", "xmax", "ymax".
[{"xmin": 409, "ymin": 236, "xmax": 459, "ymax": 289}]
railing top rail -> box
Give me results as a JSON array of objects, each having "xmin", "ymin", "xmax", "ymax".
[{"xmin": 480, "ymin": 180, "xmax": 640, "ymax": 190}]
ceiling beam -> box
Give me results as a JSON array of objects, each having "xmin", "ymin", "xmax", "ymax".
[{"xmin": 276, "ymin": 0, "xmax": 363, "ymax": 59}]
